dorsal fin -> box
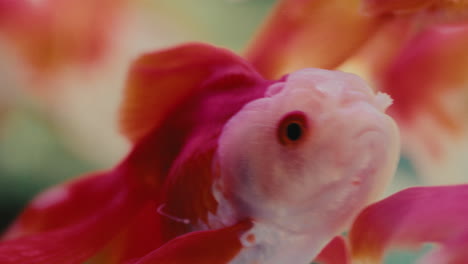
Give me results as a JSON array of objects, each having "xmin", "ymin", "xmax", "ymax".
[{"xmin": 120, "ymin": 42, "xmax": 264, "ymax": 143}]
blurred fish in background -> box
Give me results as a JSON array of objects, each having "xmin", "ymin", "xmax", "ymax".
[{"xmin": 344, "ymin": 0, "xmax": 468, "ymax": 186}]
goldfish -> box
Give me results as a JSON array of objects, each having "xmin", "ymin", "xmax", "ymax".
[{"xmin": 0, "ymin": 43, "xmax": 399, "ymax": 263}]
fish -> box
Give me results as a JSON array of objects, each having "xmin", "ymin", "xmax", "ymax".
[{"xmin": 0, "ymin": 43, "xmax": 399, "ymax": 264}]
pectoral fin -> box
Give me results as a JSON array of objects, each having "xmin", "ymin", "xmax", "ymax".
[
  {"xmin": 0, "ymin": 169, "xmax": 147, "ymax": 264},
  {"xmin": 129, "ymin": 220, "xmax": 253, "ymax": 264}
]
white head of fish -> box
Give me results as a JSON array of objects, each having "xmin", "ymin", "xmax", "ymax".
[{"xmin": 213, "ymin": 68, "xmax": 400, "ymax": 263}]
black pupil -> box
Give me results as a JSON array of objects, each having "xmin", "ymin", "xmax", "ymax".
[{"xmin": 286, "ymin": 122, "xmax": 302, "ymax": 141}]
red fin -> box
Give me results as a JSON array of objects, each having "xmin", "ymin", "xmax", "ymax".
[
  {"xmin": 159, "ymin": 147, "xmax": 218, "ymax": 241},
  {"xmin": 0, "ymin": 168, "xmax": 148, "ymax": 264},
  {"xmin": 120, "ymin": 42, "xmax": 264, "ymax": 143},
  {"xmin": 314, "ymin": 236, "xmax": 350, "ymax": 264},
  {"xmin": 0, "ymin": 227, "xmax": 99, "ymax": 264},
  {"xmin": 115, "ymin": 42, "xmax": 269, "ymax": 245},
  {"xmin": 0, "ymin": 42, "xmax": 269, "ymax": 264},
  {"xmin": 130, "ymin": 220, "xmax": 253, "ymax": 264},
  {"xmin": 3, "ymin": 171, "xmax": 124, "ymax": 238},
  {"xmin": 90, "ymin": 202, "xmax": 164, "ymax": 264},
  {"xmin": 350, "ymin": 185, "xmax": 468, "ymax": 262}
]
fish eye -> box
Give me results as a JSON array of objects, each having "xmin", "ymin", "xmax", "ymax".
[{"xmin": 277, "ymin": 111, "xmax": 308, "ymax": 145}]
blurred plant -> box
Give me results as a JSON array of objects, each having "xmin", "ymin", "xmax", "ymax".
[{"xmin": 246, "ymin": 0, "xmax": 468, "ymax": 185}]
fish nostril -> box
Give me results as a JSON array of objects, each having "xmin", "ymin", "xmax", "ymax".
[{"xmin": 265, "ymin": 82, "xmax": 286, "ymax": 97}]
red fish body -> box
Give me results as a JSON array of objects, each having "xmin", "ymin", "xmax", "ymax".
[{"xmin": 0, "ymin": 43, "xmax": 400, "ymax": 264}]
